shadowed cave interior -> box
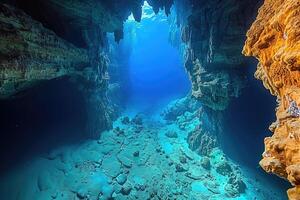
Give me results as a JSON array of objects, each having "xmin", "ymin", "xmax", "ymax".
[
  {"xmin": 0, "ymin": 0, "xmax": 295, "ymax": 200},
  {"xmin": 0, "ymin": 78, "xmax": 88, "ymax": 171}
]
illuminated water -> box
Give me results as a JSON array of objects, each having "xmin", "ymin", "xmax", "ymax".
[{"xmin": 0, "ymin": 2, "xmax": 288, "ymax": 200}]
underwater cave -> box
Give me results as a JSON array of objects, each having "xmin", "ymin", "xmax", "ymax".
[{"xmin": 0, "ymin": 0, "xmax": 299, "ymax": 200}]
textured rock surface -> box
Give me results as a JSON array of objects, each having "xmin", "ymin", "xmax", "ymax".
[
  {"xmin": 243, "ymin": 0, "xmax": 300, "ymax": 199},
  {"xmin": 0, "ymin": 112, "xmax": 285, "ymax": 199},
  {"xmin": 161, "ymin": 96, "xmax": 201, "ymax": 121},
  {"xmin": 0, "ymin": 3, "xmax": 89, "ymax": 98},
  {"xmin": 4, "ymin": 0, "xmax": 174, "ymax": 45},
  {"xmin": 172, "ymin": 0, "xmax": 262, "ymax": 110},
  {"xmin": 0, "ymin": 3, "xmax": 114, "ymax": 137},
  {"xmin": 162, "ymin": 96, "xmax": 220, "ymax": 156}
]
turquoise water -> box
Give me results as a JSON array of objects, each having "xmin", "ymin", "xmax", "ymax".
[
  {"xmin": 0, "ymin": 2, "xmax": 289, "ymax": 200},
  {"xmin": 0, "ymin": 107, "xmax": 287, "ymax": 200}
]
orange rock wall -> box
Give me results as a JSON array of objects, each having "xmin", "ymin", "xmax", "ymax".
[{"xmin": 243, "ymin": 0, "xmax": 300, "ymax": 199}]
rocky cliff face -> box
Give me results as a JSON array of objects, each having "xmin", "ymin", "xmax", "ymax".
[
  {"xmin": 169, "ymin": 0, "xmax": 263, "ymax": 163},
  {"xmin": 0, "ymin": 3, "xmax": 89, "ymax": 98},
  {"xmin": 3, "ymin": 0, "xmax": 174, "ymax": 45},
  {"xmin": 0, "ymin": 2, "xmax": 113, "ymax": 138},
  {"xmin": 243, "ymin": 0, "xmax": 300, "ymax": 199},
  {"xmin": 173, "ymin": 0, "xmax": 262, "ymax": 110}
]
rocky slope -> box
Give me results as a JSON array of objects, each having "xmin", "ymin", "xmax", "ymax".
[
  {"xmin": 0, "ymin": 109, "xmax": 285, "ymax": 200},
  {"xmin": 243, "ymin": 0, "xmax": 300, "ymax": 199}
]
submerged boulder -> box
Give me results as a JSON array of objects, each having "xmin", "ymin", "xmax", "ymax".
[
  {"xmin": 121, "ymin": 182, "xmax": 132, "ymax": 195},
  {"xmin": 161, "ymin": 96, "xmax": 201, "ymax": 121},
  {"xmin": 224, "ymin": 174, "xmax": 246, "ymax": 198},
  {"xmin": 116, "ymin": 174, "xmax": 127, "ymax": 185},
  {"xmin": 121, "ymin": 116, "xmax": 131, "ymax": 125},
  {"xmin": 132, "ymin": 114, "xmax": 143, "ymax": 125},
  {"xmin": 215, "ymin": 160, "xmax": 233, "ymax": 176},
  {"xmin": 165, "ymin": 131, "xmax": 178, "ymax": 138},
  {"xmin": 200, "ymin": 157, "xmax": 211, "ymax": 170},
  {"xmin": 101, "ymin": 156, "xmax": 122, "ymax": 178}
]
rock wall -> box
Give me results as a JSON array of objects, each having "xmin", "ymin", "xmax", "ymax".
[
  {"xmin": 0, "ymin": 3, "xmax": 113, "ymax": 137},
  {"xmin": 173, "ymin": 0, "xmax": 262, "ymax": 110},
  {"xmin": 161, "ymin": 96, "xmax": 253, "ymax": 198},
  {"xmin": 162, "ymin": 96, "xmax": 220, "ymax": 156},
  {"xmin": 243, "ymin": 0, "xmax": 300, "ymax": 199},
  {"xmin": 169, "ymin": 0, "xmax": 263, "ymax": 162},
  {"xmin": 0, "ymin": 3, "xmax": 89, "ymax": 98},
  {"xmin": 3, "ymin": 0, "xmax": 175, "ymax": 45}
]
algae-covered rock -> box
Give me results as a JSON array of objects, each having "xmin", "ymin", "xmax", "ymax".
[
  {"xmin": 165, "ymin": 131, "xmax": 178, "ymax": 138},
  {"xmin": 200, "ymin": 157, "xmax": 211, "ymax": 170},
  {"xmin": 175, "ymin": 163, "xmax": 189, "ymax": 172},
  {"xmin": 132, "ymin": 114, "xmax": 143, "ymax": 125},
  {"xmin": 215, "ymin": 160, "xmax": 233, "ymax": 176},
  {"xmin": 121, "ymin": 182, "xmax": 132, "ymax": 195},
  {"xmin": 225, "ymin": 173, "xmax": 246, "ymax": 197},
  {"xmin": 161, "ymin": 96, "xmax": 201, "ymax": 121},
  {"xmin": 121, "ymin": 116, "xmax": 130, "ymax": 125},
  {"xmin": 116, "ymin": 174, "xmax": 127, "ymax": 185}
]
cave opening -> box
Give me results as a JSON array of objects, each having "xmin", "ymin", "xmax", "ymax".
[{"xmin": 111, "ymin": 1, "xmax": 191, "ymax": 113}]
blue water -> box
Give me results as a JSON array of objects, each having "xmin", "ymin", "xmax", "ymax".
[
  {"xmin": 0, "ymin": 2, "xmax": 289, "ymax": 200},
  {"xmin": 124, "ymin": 10, "xmax": 191, "ymax": 111}
]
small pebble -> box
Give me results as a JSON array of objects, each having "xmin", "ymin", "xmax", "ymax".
[{"xmin": 133, "ymin": 151, "xmax": 140, "ymax": 157}]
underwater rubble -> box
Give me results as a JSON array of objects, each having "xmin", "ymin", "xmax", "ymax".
[{"xmin": 0, "ymin": 97, "xmax": 285, "ymax": 200}]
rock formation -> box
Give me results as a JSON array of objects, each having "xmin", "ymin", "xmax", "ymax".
[
  {"xmin": 169, "ymin": 0, "xmax": 263, "ymax": 161},
  {"xmin": 0, "ymin": 111, "xmax": 284, "ymax": 199},
  {"xmin": 172, "ymin": 0, "xmax": 262, "ymax": 110},
  {"xmin": 0, "ymin": 3, "xmax": 89, "ymax": 98},
  {"xmin": 162, "ymin": 96, "xmax": 219, "ymax": 156},
  {"xmin": 0, "ymin": 0, "xmax": 177, "ymax": 138},
  {"xmin": 0, "ymin": 0, "xmax": 265, "ymax": 139},
  {"xmin": 0, "ymin": 2, "xmax": 114, "ymax": 137},
  {"xmin": 243, "ymin": 0, "xmax": 300, "ymax": 199}
]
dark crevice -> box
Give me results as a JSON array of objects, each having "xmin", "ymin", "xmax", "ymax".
[
  {"xmin": 221, "ymin": 59, "xmax": 290, "ymax": 190},
  {"xmin": 0, "ymin": 77, "xmax": 87, "ymax": 172}
]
